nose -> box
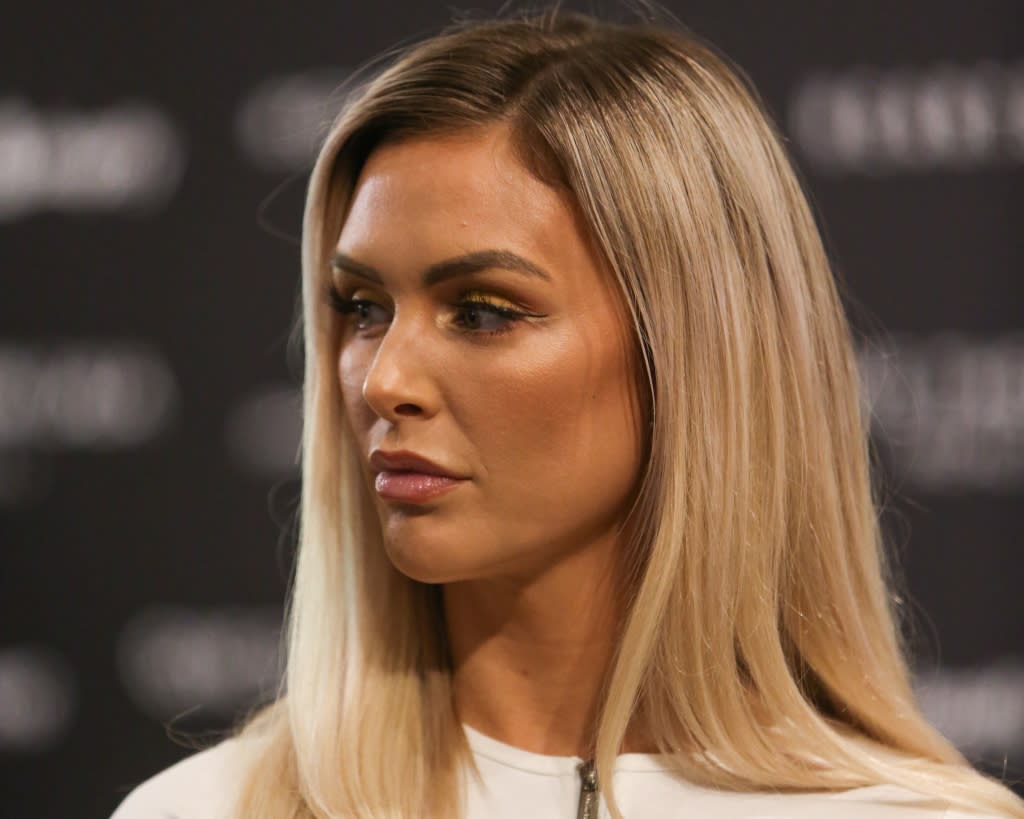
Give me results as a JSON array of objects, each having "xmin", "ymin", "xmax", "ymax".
[{"xmin": 360, "ymin": 311, "xmax": 438, "ymax": 421}]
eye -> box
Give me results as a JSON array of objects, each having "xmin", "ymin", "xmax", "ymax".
[
  {"xmin": 326, "ymin": 284, "xmax": 543, "ymax": 339},
  {"xmin": 326, "ymin": 287, "xmax": 391, "ymax": 331},
  {"xmin": 452, "ymin": 297, "xmax": 525, "ymax": 336}
]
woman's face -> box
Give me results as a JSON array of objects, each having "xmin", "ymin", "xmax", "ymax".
[{"xmin": 332, "ymin": 123, "xmax": 646, "ymax": 584}]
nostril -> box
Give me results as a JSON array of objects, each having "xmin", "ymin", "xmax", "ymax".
[{"xmin": 394, "ymin": 403, "xmax": 421, "ymax": 416}]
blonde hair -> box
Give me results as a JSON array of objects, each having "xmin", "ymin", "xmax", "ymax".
[{"xmin": 231, "ymin": 6, "xmax": 1024, "ymax": 818}]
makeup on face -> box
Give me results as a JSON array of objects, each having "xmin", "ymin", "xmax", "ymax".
[{"xmin": 331, "ymin": 123, "xmax": 645, "ymax": 585}]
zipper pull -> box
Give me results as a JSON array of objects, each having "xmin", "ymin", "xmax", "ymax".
[{"xmin": 576, "ymin": 759, "xmax": 599, "ymax": 819}]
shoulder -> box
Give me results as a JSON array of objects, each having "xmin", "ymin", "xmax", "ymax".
[
  {"xmin": 814, "ymin": 784, "xmax": 1012, "ymax": 819},
  {"xmin": 109, "ymin": 737, "xmax": 248, "ymax": 819},
  {"xmin": 644, "ymin": 778, "xmax": 1015, "ymax": 819},
  {"xmin": 626, "ymin": 769, "xmax": 1011, "ymax": 814}
]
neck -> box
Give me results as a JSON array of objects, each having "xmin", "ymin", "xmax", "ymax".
[{"xmin": 443, "ymin": 531, "xmax": 649, "ymax": 758}]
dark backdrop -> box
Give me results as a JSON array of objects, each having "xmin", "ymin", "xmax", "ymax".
[{"xmin": 1, "ymin": 2, "xmax": 1021, "ymax": 817}]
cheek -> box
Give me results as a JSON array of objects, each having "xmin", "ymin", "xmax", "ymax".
[
  {"xmin": 460, "ymin": 329, "xmax": 643, "ymax": 514},
  {"xmin": 338, "ymin": 344, "xmax": 373, "ymax": 432}
]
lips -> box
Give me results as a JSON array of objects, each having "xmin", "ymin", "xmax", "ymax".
[{"xmin": 369, "ymin": 449, "xmax": 467, "ymax": 503}]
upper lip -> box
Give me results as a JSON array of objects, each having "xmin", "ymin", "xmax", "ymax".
[{"xmin": 369, "ymin": 449, "xmax": 464, "ymax": 478}]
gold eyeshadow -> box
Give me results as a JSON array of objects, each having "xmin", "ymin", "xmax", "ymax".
[{"xmin": 459, "ymin": 289, "xmax": 520, "ymax": 310}]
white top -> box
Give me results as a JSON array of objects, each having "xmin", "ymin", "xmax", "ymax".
[{"xmin": 110, "ymin": 724, "xmax": 1006, "ymax": 819}]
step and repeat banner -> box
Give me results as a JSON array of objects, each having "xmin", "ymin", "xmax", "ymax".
[{"xmin": 2, "ymin": 2, "xmax": 1022, "ymax": 816}]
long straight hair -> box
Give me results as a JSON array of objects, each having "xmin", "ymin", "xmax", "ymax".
[{"xmin": 231, "ymin": 7, "xmax": 1024, "ymax": 818}]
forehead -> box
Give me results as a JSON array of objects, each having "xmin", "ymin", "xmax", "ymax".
[{"xmin": 335, "ymin": 124, "xmax": 600, "ymax": 277}]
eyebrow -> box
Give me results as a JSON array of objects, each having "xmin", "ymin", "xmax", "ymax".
[{"xmin": 329, "ymin": 248, "xmax": 552, "ymax": 286}]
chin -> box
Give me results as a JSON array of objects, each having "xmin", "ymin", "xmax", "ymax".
[
  {"xmin": 384, "ymin": 549, "xmax": 468, "ymax": 585},
  {"xmin": 380, "ymin": 529, "xmax": 477, "ymax": 585},
  {"xmin": 373, "ymin": 502, "xmax": 481, "ymax": 584}
]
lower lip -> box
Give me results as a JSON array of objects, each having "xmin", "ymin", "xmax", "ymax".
[{"xmin": 375, "ymin": 470, "xmax": 465, "ymax": 503}]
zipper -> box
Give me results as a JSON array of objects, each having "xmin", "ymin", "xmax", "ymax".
[{"xmin": 575, "ymin": 759, "xmax": 599, "ymax": 819}]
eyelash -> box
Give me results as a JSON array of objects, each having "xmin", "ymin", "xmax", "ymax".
[{"xmin": 325, "ymin": 286, "xmax": 528, "ymax": 338}]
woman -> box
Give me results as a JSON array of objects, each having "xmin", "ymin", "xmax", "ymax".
[{"xmin": 112, "ymin": 6, "xmax": 1024, "ymax": 819}]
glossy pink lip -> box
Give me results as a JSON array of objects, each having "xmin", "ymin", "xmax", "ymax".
[
  {"xmin": 369, "ymin": 449, "xmax": 468, "ymax": 504},
  {"xmin": 374, "ymin": 471, "xmax": 464, "ymax": 503}
]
